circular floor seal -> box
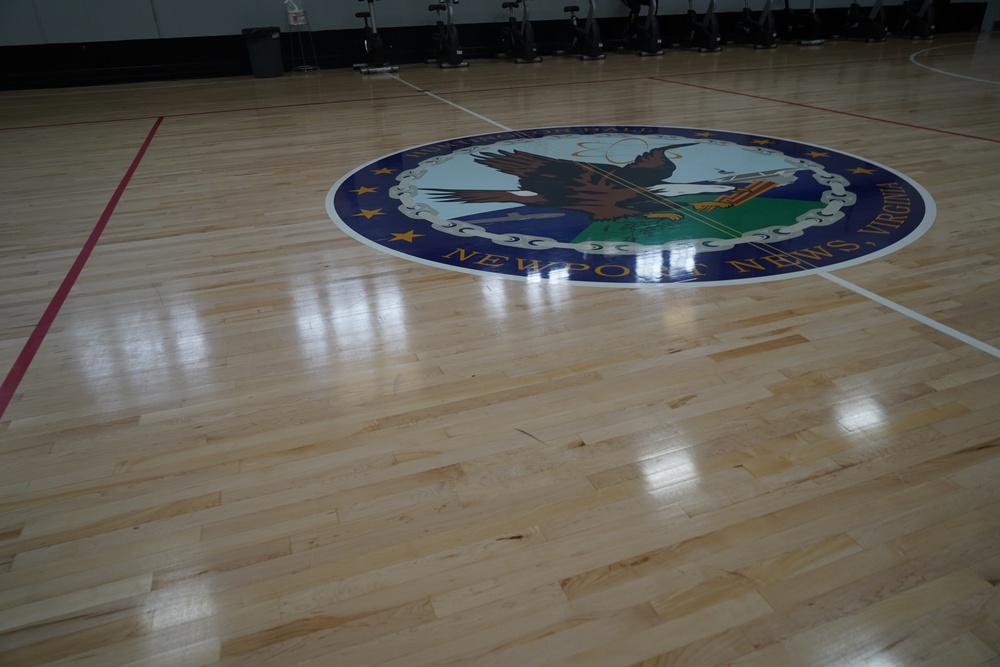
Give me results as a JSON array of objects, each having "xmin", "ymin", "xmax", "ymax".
[{"xmin": 327, "ymin": 125, "xmax": 935, "ymax": 287}]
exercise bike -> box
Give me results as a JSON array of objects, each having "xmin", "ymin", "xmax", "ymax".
[
  {"xmin": 429, "ymin": 0, "xmax": 469, "ymax": 67},
  {"xmin": 622, "ymin": 0, "xmax": 664, "ymax": 56},
  {"xmin": 897, "ymin": 0, "xmax": 934, "ymax": 39},
  {"xmin": 500, "ymin": 0, "xmax": 542, "ymax": 63},
  {"xmin": 779, "ymin": 0, "xmax": 824, "ymax": 45},
  {"xmin": 560, "ymin": 0, "xmax": 605, "ymax": 60},
  {"xmin": 682, "ymin": 0, "xmax": 722, "ymax": 52},
  {"xmin": 735, "ymin": 0, "xmax": 778, "ymax": 49},
  {"xmin": 354, "ymin": 0, "xmax": 398, "ymax": 73},
  {"xmin": 839, "ymin": 0, "xmax": 888, "ymax": 41}
]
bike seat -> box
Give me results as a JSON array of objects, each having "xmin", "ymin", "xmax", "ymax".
[
  {"xmin": 428, "ymin": 3, "xmax": 446, "ymax": 9},
  {"xmin": 564, "ymin": 5, "xmax": 580, "ymax": 11},
  {"xmin": 502, "ymin": 1, "xmax": 520, "ymax": 8}
]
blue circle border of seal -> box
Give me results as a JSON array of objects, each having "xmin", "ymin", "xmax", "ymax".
[{"xmin": 326, "ymin": 125, "xmax": 936, "ymax": 287}]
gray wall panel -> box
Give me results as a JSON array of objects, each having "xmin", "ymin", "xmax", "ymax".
[
  {"xmin": 0, "ymin": 0, "xmax": 987, "ymax": 47},
  {"xmin": 152, "ymin": 0, "xmax": 265, "ymax": 38},
  {"xmin": 0, "ymin": 2, "xmax": 45, "ymax": 45},
  {"xmin": 32, "ymin": 0, "xmax": 93, "ymax": 43},
  {"xmin": 88, "ymin": 0, "xmax": 159, "ymax": 41}
]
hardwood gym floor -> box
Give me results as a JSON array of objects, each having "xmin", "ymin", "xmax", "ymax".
[{"xmin": 1, "ymin": 32, "xmax": 999, "ymax": 666}]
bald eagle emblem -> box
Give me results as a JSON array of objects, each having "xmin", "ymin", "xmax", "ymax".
[
  {"xmin": 424, "ymin": 144, "xmax": 748, "ymax": 223},
  {"xmin": 330, "ymin": 125, "xmax": 934, "ymax": 285}
]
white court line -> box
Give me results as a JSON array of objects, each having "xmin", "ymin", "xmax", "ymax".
[
  {"xmin": 821, "ymin": 272, "xmax": 1000, "ymax": 359},
  {"xmin": 390, "ymin": 74, "xmax": 513, "ymax": 131},
  {"xmin": 909, "ymin": 41, "xmax": 1000, "ymax": 86},
  {"xmin": 387, "ymin": 72, "xmax": 1000, "ymax": 360}
]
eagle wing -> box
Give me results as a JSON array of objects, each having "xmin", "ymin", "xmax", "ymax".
[
  {"xmin": 423, "ymin": 188, "xmax": 541, "ymax": 206},
  {"xmin": 475, "ymin": 149, "xmax": 643, "ymax": 217},
  {"xmin": 558, "ymin": 164, "xmax": 651, "ymax": 220},
  {"xmin": 423, "ymin": 145, "xmax": 703, "ymax": 221},
  {"xmin": 462, "ymin": 150, "xmax": 638, "ymax": 219},
  {"xmin": 472, "ymin": 150, "xmax": 603, "ymax": 184}
]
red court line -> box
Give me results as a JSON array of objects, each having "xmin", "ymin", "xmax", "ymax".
[
  {"xmin": 0, "ymin": 116, "xmax": 164, "ymax": 421},
  {"xmin": 1, "ymin": 55, "xmax": 902, "ymax": 133},
  {"xmin": 389, "ymin": 56, "xmax": 902, "ymax": 100},
  {"xmin": 0, "ymin": 114, "xmax": 172, "ymax": 132},
  {"xmin": 165, "ymin": 92, "xmax": 424, "ymax": 119},
  {"xmin": 652, "ymin": 76, "xmax": 1000, "ymax": 144},
  {"xmin": 0, "ymin": 92, "xmax": 426, "ymax": 132}
]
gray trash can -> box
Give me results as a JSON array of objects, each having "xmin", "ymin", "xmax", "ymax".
[{"xmin": 242, "ymin": 27, "xmax": 284, "ymax": 78}]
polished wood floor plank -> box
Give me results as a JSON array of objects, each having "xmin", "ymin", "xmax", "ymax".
[{"xmin": 1, "ymin": 33, "xmax": 999, "ymax": 666}]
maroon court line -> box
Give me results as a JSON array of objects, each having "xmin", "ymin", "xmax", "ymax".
[
  {"xmin": 1, "ymin": 55, "xmax": 905, "ymax": 133},
  {"xmin": 0, "ymin": 92, "xmax": 426, "ymax": 132},
  {"xmin": 652, "ymin": 76, "xmax": 1000, "ymax": 144},
  {"xmin": 396, "ymin": 55, "xmax": 903, "ymax": 100},
  {"xmin": 0, "ymin": 116, "xmax": 165, "ymax": 421},
  {"xmin": 0, "ymin": 113, "xmax": 172, "ymax": 133}
]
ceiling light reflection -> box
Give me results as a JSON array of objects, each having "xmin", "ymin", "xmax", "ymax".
[
  {"xmin": 635, "ymin": 250, "xmax": 664, "ymax": 282},
  {"xmin": 639, "ymin": 445, "xmax": 701, "ymax": 493},
  {"xmin": 668, "ymin": 245, "xmax": 697, "ymax": 281},
  {"xmin": 835, "ymin": 398, "xmax": 886, "ymax": 431}
]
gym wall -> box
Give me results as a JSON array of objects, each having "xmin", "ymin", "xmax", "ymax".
[{"xmin": 0, "ymin": 0, "xmax": 989, "ymax": 88}]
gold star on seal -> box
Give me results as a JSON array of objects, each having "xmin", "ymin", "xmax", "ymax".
[
  {"xmin": 694, "ymin": 132, "xmax": 713, "ymax": 137},
  {"xmin": 751, "ymin": 139, "xmax": 774, "ymax": 145},
  {"xmin": 354, "ymin": 209, "xmax": 384, "ymax": 219},
  {"xmin": 850, "ymin": 167, "xmax": 876, "ymax": 175},
  {"xmin": 351, "ymin": 186, "xmax": 378, "ymax": 195},
  {"xmin": 805, "ymin": 151, "xmax": 830, "ymax": 158},
  {"xmin": 372, "ymin": 167, "xmax": 395, "ymax": 175},
  {"xmin": 389, "ymin": 230, "xmax": 424, "ymax": 243}
]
